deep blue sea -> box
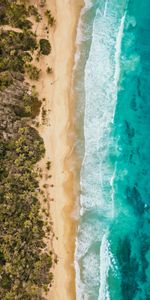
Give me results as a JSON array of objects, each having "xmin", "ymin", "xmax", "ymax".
[{"xmin": 74, "ymin": 0, "xmax": 150, "ymax": 299}]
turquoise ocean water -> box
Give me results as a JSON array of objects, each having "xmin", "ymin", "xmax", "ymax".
[{"xmin": 74, "ymin": 0, "xmax": 150, "ymax": 299}]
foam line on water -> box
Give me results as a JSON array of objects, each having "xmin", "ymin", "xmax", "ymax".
[
  {"xmin": 74, "ymin": 2, "xmax": 95, "ymax": 299},
  {"xmin": 73, "ymin": 0, "xmax": 95, "ymax": 71},
  {"xmin": 110, "ymin": 163, "xmax": 116, "ymax": 218},
  {"xmin": 83, "ymin": 0, "xmax": 93, "ymax": 11},
  {"xmin": 110, "ymin": 12, "xmax": 126, "ymax": 218},
  {"xmin": 98, "ymin": 232, "xmax": 117, "ymax": 300},
  {"xmin": 74, "ymin": 239, "xmax": 85, "ymax": 300},
  {"xmin": 80, "ymin": 5, "xmax": 123, "ymax": 212},
  {"xmin": 98, "ymin": 233, "xmax": 111, "ymax": 300},
  {"xmin": 75, "ymin": 1, "xmax": 127, "ymax": 298},
  {"xmin": 98, "ymin": 13, "xmax": 126, "ymax": 298},
  {"xmin": 103, "ymin": 0, "xmax": 109, "ymax": 17},
  {"xmin": 114, "ymin": 13, "xmax": 126, "ymax": 86},
  {"xmin": 73, "ymin": 3, "xmax": 85, "ymax": 70},
  {"xmin": 75, "ymin": 4, "xmax": 121, "ymax": 296}
]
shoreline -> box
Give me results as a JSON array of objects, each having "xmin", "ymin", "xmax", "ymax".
[
  {"xmin": 48, "ymin": 1, "xmax": 84, "ymax": 299},
  {"xmin": 32, "ymin": 0, "xmax": 84, "ymax": 299}
]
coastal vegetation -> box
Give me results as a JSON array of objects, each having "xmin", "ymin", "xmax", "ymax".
[
  {"xmin": 45, "ymin": 10, "xmax": 55, "ymax": 27},
  {"xmin": 39, "ymin": 39, "xmax": 51, "ymax": 55},
  {"xmin": 46, "ymin": 67, "xmax": 53, "ymax": 74},
  {"xmin": 25, "ymin": 64, "xmax": 41, "ymax": 80},
  {"xmin": 28, "ymin": 5, "xmax": 42, "ymax": 23},
  {"xmin": 0, "ymin": 1, "xmax": 32, "ymax": 29},
  {"xmin": 0, "ymin": 0, "xmax": 55, "ymax": 298}
]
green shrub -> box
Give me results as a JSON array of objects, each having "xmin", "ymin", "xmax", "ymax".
[
  {"xmin": 45, "ymin": 10, "xmax": 56, "ymax": 26},
  {"xmin": 28, "ymin": 5, "xmax": 42, "ymax": 22},
  {"xmin": 0, "ymin": 2, "xmax": 53, "ymax": 298},
  {"xmin": 0, "ymin": 30, "xmax": 37, "ymax": 73},
  {"xmin": 0, "ymin": 71, "xmax": 13, "ymax": 91},
  {"xmin": 39, "ymin": 39, "xmax": 51, "ymax": 55},
  {"xmin": 46, "ymin": 66, "xmax": 53, "ymax": 74},
  {"xmin": 25, "ymin": 64, "xmax": 41, "ymax": 80},
  {"xmin": 46, "ymin": 161, "xmax": 51, "ymax": 170},
  {"xmin": 13, "ymin": 91, "xmax": 41, "ymax": 119},
  {"xmin": 0, "ymin": 2, "xmax": 32, "ymax": 29},
  {"xmin": 42, "ymin": 107, "xmax": 47, "ymax": 121}
]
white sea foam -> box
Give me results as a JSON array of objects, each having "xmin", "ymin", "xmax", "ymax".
[
  {"xmin": 73, "ymin": 0, "xmax": 94, "ymax": 71},
  {"xmin": 81, "ymin": 5, "xmax": 121, "ymax": 211},
  {"xmin": 75, "ymin": 241, "xmax": 85, "ymax": 300},
  {"xmin": 76, "ymin": 0, "xmax": 93, "ymax": 45},
  {"xmin": 73, "ymin": 7, "xmax": 84, "ymax": 70},
  {"xmin": 98, "ymin": 234, "xmax": 111, "ymax": 300},
  {"xmin": 75, "ymin": 1, "xmax": 126, "ymax": 299},
  {"xmin": 110, "ymin": 164, "xmax": 116, "ymax": 218},
  {"xmin": 98, "ymin": 233, "xmax": 117, "ymax": 300},
  {"xmin": 110, "ymin": 12, "xmax": 126, "ymax": 217},
  {"xmin": 74, "ymin": 2, "xmax": 95, "ymax": 298},
  {"xmin": 103, "ymin": 0, "xmax": 109, "ymax": 17},
  {"xmin": 98, "ymin": 12, "xmax": 126, "ymax": 298},
  {"xmin": 83, "ymin": 0, "xmax": 93, "ymax": 11},
  {"xmin": 114, "ymin": 13, "xmax": 126, "ymax": 86}
]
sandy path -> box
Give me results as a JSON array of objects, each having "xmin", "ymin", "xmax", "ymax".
[{"xmin": 0, "ymin": 25, "xmax": 22, "ymax": 32}]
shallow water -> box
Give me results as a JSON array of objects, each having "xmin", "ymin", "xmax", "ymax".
[{"xmin": 75, "ymin": 1, "xmax": 150, "ymax": 299}]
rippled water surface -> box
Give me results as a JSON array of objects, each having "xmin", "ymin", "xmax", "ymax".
[{"xmin": 75, "ymin": 1, "xmax": 150, "ymax": 299}]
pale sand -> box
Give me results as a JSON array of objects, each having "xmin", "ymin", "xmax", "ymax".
[{"xmin": 27, "ymin": 0, "xmax": 84, "ymax": 299}]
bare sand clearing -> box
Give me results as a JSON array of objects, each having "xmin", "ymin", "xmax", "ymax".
[{"xmin": 28, "ymin": 0, "xmax": 84, "ymax": 299}]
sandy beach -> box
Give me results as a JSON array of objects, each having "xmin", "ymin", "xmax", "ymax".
[{"xmin": 28, "ymin": 0, "xmax": 84, "ymax": 299}]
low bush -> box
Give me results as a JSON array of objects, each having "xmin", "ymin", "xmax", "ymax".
[
  {"xmin": 0, "ymin": 71, "xmax": 13, "ymax": 91},
  {"xmin": 25, "ymin": 64, "xmax": 41, "ymax": 80},
  {"xmin": 39, "ymin": 39, "xmax": 51, "ymax": 55}
]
